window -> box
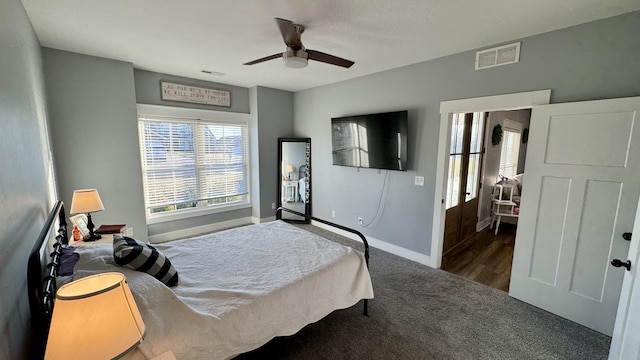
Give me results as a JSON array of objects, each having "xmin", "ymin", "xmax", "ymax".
[
  {"xmin": 137, "ymin": 105, "xmax": 250, "ymax": 221},
  {"xmin": 465, "ymin": 112, "xmax": 485, "ymax": 202},
  {"xmin": 331, "ymin": 120, "xmax": 370, "ymax": 167},
  {"xmin": 445, "ymin": 112, "xmax": 485, "ymax": 209},
  {"xmin": 499, "ymin": 120, "xmax": 522, "ymax": 179},
  {"xmin": 446, "ymin": 113, "xmax": 465, "ymax": 209}
]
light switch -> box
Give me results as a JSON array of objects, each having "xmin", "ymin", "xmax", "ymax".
[{"xmin": 415, "ymin": 176, "xmax": 425, "ymax": 186}]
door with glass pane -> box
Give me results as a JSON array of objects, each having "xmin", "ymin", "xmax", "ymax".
[{"xmin": 444, "ymin": 112, "xmax": 486, "ymax": 254}]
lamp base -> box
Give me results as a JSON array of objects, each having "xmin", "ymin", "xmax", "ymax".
[{"xmin": 83, "ymin": 233, "xmax": 102, "ymax": 241}]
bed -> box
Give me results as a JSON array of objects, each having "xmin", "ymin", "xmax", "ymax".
[{"xmin": 28, "ymin": 202, "xmax": 373, "ymax": 359}]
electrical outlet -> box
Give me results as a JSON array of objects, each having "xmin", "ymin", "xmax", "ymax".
[
  {"xmin": 271, "ymin": 202, "xmax": 276, "ymax": 210},
  {"xmin": 415, "ymin": 176, "xmax": 425, "ymax": 186},
  {"xmin": 332, "ymin": 210, "xmax": 336, "ymax": 218},
  {"xmin": 358, "ymin": 217, "xmax": 363, "ymax": 226}
]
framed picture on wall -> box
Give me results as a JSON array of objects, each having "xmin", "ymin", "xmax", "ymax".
[{"xmin": 70, "ymin": 214, "xmax": 90, "ymax": 236}]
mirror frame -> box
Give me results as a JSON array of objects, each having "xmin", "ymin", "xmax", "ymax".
[{"xmin": 277, "ymin": 137, "xmax": 311, "ymax": 223}]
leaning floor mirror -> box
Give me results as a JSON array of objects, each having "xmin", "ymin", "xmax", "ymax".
[{"xmin": 277, "ymin": 138, "xmax": 311, "ymax": 223}]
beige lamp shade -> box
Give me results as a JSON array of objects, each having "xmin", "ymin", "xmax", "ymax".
[
  {"xmin": 70, "ymin": 189, "xmax": 105, "ymax": 214},
  {"xmin": 45, "ymin": 272, "xmax": 146, "ymax": 360},
  {"xmin": 285, "ymin": 165, "xmax": 294, "ymax": 173}
]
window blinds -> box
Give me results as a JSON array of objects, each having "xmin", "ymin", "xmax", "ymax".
[
  {"xmin": 138, "ymin": 116, "xmax": 249, "ymax": 215},
  {"xmin": 499, "ymin": 130, "xmax": 521, "ymax": 178}
]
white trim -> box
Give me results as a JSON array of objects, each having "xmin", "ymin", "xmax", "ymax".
[
  {"xmin": 137, "ymin": 103, "xmax": 250, "ymax": 123},
  {"xmin": 146, "ymin": 203, "xmax": 252, "ymax": 225},
  {"xmin": 477, "ymin": 217, "xmax": 492, "ymax": 232},
  {"xmin": 439, "ymin": 90, "xmax": 551, "ymax": 114},
  {"xmin": 311, "ymin": 220, "xmax": 433, "ymax": 267},
  {"xmin": 475, "ymin": 112, "xmax": 489, "ymax": 240},
  {"xmin": 433, "ymin": 90, "xmax": 551, "ymax": 268},
  {"xmin": 148, "ymin": 217, "xmax": 253, "ymax": 243},
  {"xmin": 252, "ymin": 216, "xmax": 277, "ymax": 224},
  {"xmin": 136, "ymin": 102, "xmax": 252, "ymax": 225}
]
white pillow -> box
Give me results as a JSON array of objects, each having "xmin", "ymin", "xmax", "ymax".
[{"xmin": 513, "ymin": 173, "xmax": 524, "ymax": 193}]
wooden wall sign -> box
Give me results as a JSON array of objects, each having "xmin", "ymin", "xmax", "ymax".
[{"xmin": 161, "ymin": 81, "xmax": 231, "ymax": 107}]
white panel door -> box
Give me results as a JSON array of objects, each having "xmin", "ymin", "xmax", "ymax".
[
  {"xmin": 609, "ymin": 196, "xmax": 640, "ymax": 359},
  {"xmin": 510, "ymin": 97, "xmax": 640, "ymax": 335}
]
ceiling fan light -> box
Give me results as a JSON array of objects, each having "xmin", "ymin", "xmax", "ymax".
[
  {"xmin": 283, "ymin": 48, "xmax": 308, "ymax": 68},
  {"xmin": 283, "ymin": 57, "xmax": 308, "ymax": 68}
]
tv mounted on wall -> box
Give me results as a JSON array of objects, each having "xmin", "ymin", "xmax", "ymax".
[{"xmin": 331, "ymin": 110, "xmax": 408, "ymax": 171}]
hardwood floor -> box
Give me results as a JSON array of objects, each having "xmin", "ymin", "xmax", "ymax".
[{"xmin": 441, "ymin": 223, "xmax": 516, "ymax": 292}]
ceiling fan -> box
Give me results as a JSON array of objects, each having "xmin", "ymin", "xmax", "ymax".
[{"xmin": 244, "ymin": 18, "xmax": 354, "ymax": 69}]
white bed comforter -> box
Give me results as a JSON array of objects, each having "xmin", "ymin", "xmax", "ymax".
[{"xmin": 73, "ymin": 220, "xmax": 373, "ymax": 360}]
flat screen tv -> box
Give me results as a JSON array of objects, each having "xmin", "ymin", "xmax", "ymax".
[{"xmin": 331, "ymin": 110, "xmax": 408, "ymax": 171}]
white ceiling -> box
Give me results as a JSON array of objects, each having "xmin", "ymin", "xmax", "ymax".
[{"xmin": 21, "ymin": 0, "xmax": 640, "ymax": 92}]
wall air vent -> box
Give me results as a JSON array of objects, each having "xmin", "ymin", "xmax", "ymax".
[{"xmin": 475, "ymin": 42, "xmax": 521, "ymax": 70}]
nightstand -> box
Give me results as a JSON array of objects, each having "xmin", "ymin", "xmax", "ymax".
[
  {"xmin": 70, "ymin": 233, "xmax": 114, "ymax": 246},
  {"xmin": 490, "ymin": 199, "xmax": 519, "ymax": 235},
  {"xmin": 282, "ymin": 180, "xmax": 299, "ymax": 202}
]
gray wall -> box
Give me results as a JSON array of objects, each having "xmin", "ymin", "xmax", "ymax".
[
  {"xmin": 480, "ymin": 109, "xmax": 531, "ymax": 222},
  {"xmin": 0, "ymin": 0, "xmax": 55, "ymax": 358},
  {"xmin": 43, "ymin": 60, "xmax": 288, "ymax": 239},
  {"xmin": 43, "ymin": 49, "xmax": 148, "ymax": 242},
  {"xmin": 134, "ymin": 69, "xmax": 250, "ymax": 114},
  {"xmin": 250, "ymin": 86, "xmax": 294, "ymax": 219},
  {"xmin": 294, "ymin": 11, "xmax": 640, "ymax": 257}
]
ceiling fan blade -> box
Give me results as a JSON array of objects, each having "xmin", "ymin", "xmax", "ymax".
[
  {"xmin": 243, "ymin": 53, "xmax": 282, "ymax": 65},
  {"xmin": 307, "ymin": 49, "xmax": 354, "ymax": 68},
  {"xmin": 275, "ymin": 17, "xmax": 303, "ymax": 50}
]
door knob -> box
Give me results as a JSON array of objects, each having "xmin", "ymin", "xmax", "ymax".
[
  {"xmin": 622, "ymin": 232, "xmax": 632, "ymax": 241},
  {"xmin": 611, "ymin": 259, "xmax": 632, "ymax": 271}
]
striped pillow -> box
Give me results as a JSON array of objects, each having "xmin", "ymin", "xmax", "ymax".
[{"xmin": 113, "ymin": 235, "xmax": 178, "ymax": 287}]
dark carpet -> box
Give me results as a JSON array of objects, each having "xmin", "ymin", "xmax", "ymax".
[{"xmin": 236, "ymin": 224, "xmax": 611, "ymax": 360}]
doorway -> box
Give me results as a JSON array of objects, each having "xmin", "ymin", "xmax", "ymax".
[
  {"xmin": 433, "ymin": 92, "xmax": 640, "ymax": 337},
  {"xmin": 441, "ymin": 109, "xmax": 531, "ymax": 292},
  {"xmin": 430, "ymin": 90, "xmax": 551, "ymax": 269}
]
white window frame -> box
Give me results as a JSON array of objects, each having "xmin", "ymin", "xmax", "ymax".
[
  {"xmin": 499, "ymin": 119, "xmax": 523, "ymax": 179},
  {"xmin": 137, "ymin": 104, "xmax": 251, "ymax": 224}
]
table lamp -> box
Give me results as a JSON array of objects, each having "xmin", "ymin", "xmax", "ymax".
[
  {"xmin": 45, "ymin": 272, "xmax": 146, "ymax": 360},
  {"xmin": 285, "ymin": 165, "xmax": 294, "ymax": 180},
  {"xmin": 70, "ymin": 189, "xmax": 104, "ymax": 241}
]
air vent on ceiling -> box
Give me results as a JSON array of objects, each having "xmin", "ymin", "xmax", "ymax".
[{"xmin": 475, "ymin": 42, "xmax": 521, "ymax": 70}]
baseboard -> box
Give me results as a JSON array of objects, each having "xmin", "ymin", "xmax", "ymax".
[
  {"xmin": 311, "ymin": 220, "xmax": 434, "ymax": 268},
  {"xmin": 149, "ymin": 217, "xmax": 254, "ymax": 243},
  {"xmin": 251, "ymin": 216, "xmax": 277, "ymax": 224},
  {"xmin": 477, "ymin": 217, "xmax": 491, "ymax": 232}
]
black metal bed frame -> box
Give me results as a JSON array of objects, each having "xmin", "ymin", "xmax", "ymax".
[
  {"xmin": 27, "ymin": 200, "xmax": 68, "ymax": 359},
  {"xmin": 276, "ymin": 206, "xmax": 370, "ymax": 316}
]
